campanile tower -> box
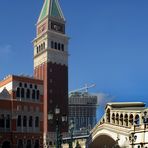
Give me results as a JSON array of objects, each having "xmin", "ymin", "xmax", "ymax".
[{"xmin": 33, "ymin": 0, "xmax": 69, "ymax": 145}]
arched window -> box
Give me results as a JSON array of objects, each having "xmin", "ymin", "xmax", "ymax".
[
  {"xmin": 35, "ymin": 116, "xmax": 39, "ymax": 127},
  {"xmin": 19, "ymin": 83, "xmax": 22, "ymax": 87},
  {"xmin": 37, "ymin": 47, "xmax": 39, "ymax": 53},
  {"xmin": 26, "ymin": 89, "xmax": 30, "ymax": 99},
  {"xmin": 58, "ymin": 43, "xmax": 61, "ymax": 50},
  {"xmin": 30, "ymin": 84, "xmax": 32, "ymax": 88},
  {"xmin": 2, "ymin": 141, "xmax": 11, "ymax": 148},
  {"xmin": 23, "ymin": 116, "xmax": 27, "ymax": 127},
  {"xmin": 39, "ymin": 45, "xmax": 41, "ymax": 52},
  {"xmin": 55, "ymin": 42, "xmax": 57, "ymax": 49},
  {"xmin": 6, "ymin": 115, "xmax": 10, "ymax": 128},
  {"xmin": 16, "ymin": 88, "xmax": 20, "ymax": 98},
  {"xmin": 17, "ymin": 115, "xmax": 21, "ymax": 127},
  {"xmin": 29, "ymin": 116, "xmax": 33, "ymax": 127},
  {"xmin": 36, "ymin": 90, "xmax": 40, "ymax": 100},
  {"xmin": 26, "ymin": 140, "xmax": 31, "ymax": 148},
  {"xmin": 129, "ymin": 114, "xmax": 134, "ymax": 126},
  {"xmin": 106, "ymin": 108, "xmax": 110, "ymax": 123},
  {"xmin": 35, "ymin": 85, "xmax": 37, "ymax": 89},
  {"xmin": 34, "ymin": 140, "xmax": 39, "ymax": 148},
  {"xmin": 120, "ymin": 114, "xmax": 123, "ymax": 126},
  {"xmin": 24, "ymin": 83, "xmax": 27, "ymax": 88},
  {"xmin": 17, "ymin": 139, "xmax": 23, "ymax": 148},
  {"xmin": 21, "ymin": 88, "xmax": 24, "ymax": 98},
  {"xmin": 112, "ymin": 113, "xmax": 115, "ymax": 124},
  {"xmin": 49, "ymin": 141, "xmax": 52, "ymax": 146},
  {"xmin": 0, "ymin": 114, "xmax": 5, "ymax": 128},
  {"xmin": 61, "ymin": 44, "xmax": 64, "ymax": 51},
  {"xmin": 116, "ymin": 113, "xmax": 119, "ymax": 125},
  {"xmin": 135, "ymin": 114, "xmax": 140, "ymax": 125},
  {"xmin": 32, "ymin": 90, "xmax": 35, "ymax": 99},
  {"xmin": 124, "ymin": 114, "xmax": 128, "ymax": 126},
  {"xmin": 51, "ymin": 41, "xmax": 54, "ymax": 48}
]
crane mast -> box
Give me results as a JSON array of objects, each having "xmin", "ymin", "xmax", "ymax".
[{"xmin": 69, "ymin": 83, "xmax": 96, "ymax": 93}]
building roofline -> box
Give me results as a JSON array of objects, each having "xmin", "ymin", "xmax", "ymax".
[
  {"xmin": 0, "ymin": 74, "xmax": 43, "ymax": 88},
  {"xmin": 105, "ymin": 102, "xmax": 145, "ymax": 109}
]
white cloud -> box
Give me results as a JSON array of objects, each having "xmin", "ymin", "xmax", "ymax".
[{"xmin": 96, "ymin": 92, "xmax": 115, "ymax": 107}]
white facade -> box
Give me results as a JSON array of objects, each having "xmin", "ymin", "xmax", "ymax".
[{"xmin": 87, "ymin": 102, "xmax": 148, "ymax": 148}]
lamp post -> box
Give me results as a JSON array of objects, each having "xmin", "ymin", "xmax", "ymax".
[
  {"xmin": 141, "ymin": 111, "xmax": 148, "ymax": 148},
  {"xmin": 69, "ymin": 120, "xmax": 74, "ymax": 148},
  {"xmin": 113, "ymin": 135, "xmax": 120, "ymax": 148},
  {"xmin": 48, "ymin": 106, "xmax": 67, "ymax": 148},
  {"xmin": 142, "ymin": 111, "xmax": 147, "ymax": 128},
  {"xmin": 129, "ymin": 132, "xmax": 137, "ymax": 148}
]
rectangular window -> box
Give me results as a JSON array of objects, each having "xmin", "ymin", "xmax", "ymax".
[
  {"xmin": 6, "ymin": 115, "xmax": 10, "ymax": 128},
  {"xmin": 0, "ymin": 115, "xmax": 5, "ymax": 128},
  {"xmin": 29, "ymin": 116, "xmax": 33, "ymax": 127},
  {"xmin": 17, "ymin": 115, "xmax": 21, "ymax": 127},
  {"xmin": 35, "ymin": 117, "xmax": 39, "ymax": 127}
]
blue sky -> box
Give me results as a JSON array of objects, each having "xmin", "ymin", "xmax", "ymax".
[{"xmin": 0, "ymin": 0, "xmax": 148, "ymax": 119}]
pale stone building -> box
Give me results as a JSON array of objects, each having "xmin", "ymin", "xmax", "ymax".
[{"xmin": 87, "ymin": 102, "xmax": 148, "ymax": 148}]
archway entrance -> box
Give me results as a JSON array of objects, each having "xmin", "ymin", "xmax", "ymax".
[
  {"xmin": 2, "ymin": 141, "xmax": 11, "ymax": 148},
  {"xmin": 89, "ymin": 135, "xmax": 119, "ymax": 148}
]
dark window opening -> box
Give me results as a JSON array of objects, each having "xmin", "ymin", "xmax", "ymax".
[
  {"xmin": 49, "ymin": 141, "xmax": 52, "ymax": 145},
  {"xmin": 19, "ymin": 83, "xmax": 22, "ymax": 87},
  {"xmin": 26, "ymin": 140, "xmax": 31, "ymax": 148},
  {"xmin": 23, "ymin": 116, "xmax": 27, "ymax": 127},
  {"xmin": 21, "ymin": 88, "xmax": 24, "ymax": 98},
  {"xmin": 35, "ymin": 117, "xmax": 39, "ymax": 127},
  {"xmin": 58, "ymin": 43, "xmax": 60, "ymax": 50},
  {"xmin": 37, "ymin": 47, "xmax": 39, "ymax": 53},
  {"xmin": 30, "ymin": 84, "xmax": 32, "ymax": 88},
  {"xmin": 51, "ymin": 41, "xmax": 54, "ymax": 48},
  {"xmin": 16, "ymin": 88, "xmax": 20, "ymax": 98},
  {"xmin": 17, "ymin": 139, "xmax": 23, "ymax": 148},
  {"xmin": 61, "ymin": 44, "xmax": 64, "ymax": 51},
  {"xmin": 6, "ymin": 115, "xmax": 10, "ymax": 128},
  {"xmin": 35, "ymin": 85, "xmax": 37, "ymax": 89},
  {"xmin": 36, "ymin": 90, "xmax": 40, "ymax": 100},
  {"xmin": 32, "ymin": 90, "xmax": 35, "ymax": 99},
  {"xmin": 17, "ymin": 115, "xmax": 21, "ymax": 127},
  {"xmin": 0, "ymin": 115, "xmax": 5, "ymax": 128},
  {"xmin": 55, "ymin": 42, "xmax": 57, "ymax": 49},
  {"xmin": 24, "ymin": 83, "xmax": 27, "ymax": 88},
  {"xmin": 29, "ymin": 116, "xmax": 33, "ymax": 127},
  {"xmin": 34, "ymin": 140, "xmax": 39, "ymax": 148},
  {"xmin": 26, "ymin": 89, "xmax": 30, "ymax": 99},
  {"xmin": 2, "ymin": 141, "xmax": 10, "ymax": 148}
]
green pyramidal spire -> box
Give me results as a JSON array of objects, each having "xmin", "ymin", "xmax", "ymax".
[{"xmin": 38, "ymin": 0, "xmax": 65, "ymax": 23}]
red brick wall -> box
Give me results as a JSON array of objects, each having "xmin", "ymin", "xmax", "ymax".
[{"xmin": 34, "ymin": 62, "xmax": 68, "ymax": 133}]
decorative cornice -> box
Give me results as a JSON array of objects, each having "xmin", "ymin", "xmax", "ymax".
[{"xmin": 34, "ymin": 49, "xmax": 68, "ymax": 67}]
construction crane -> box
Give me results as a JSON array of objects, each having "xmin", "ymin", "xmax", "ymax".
[{"xmin": 69, "ymin": 83, "xmax": 96, "ymax": 93}]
